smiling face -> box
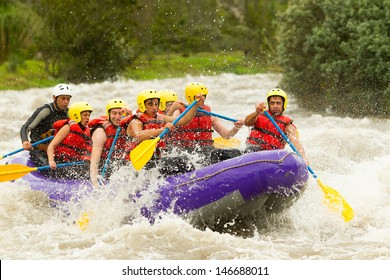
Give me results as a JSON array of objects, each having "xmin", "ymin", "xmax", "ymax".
[
  {"xmin": 268, "ymin": 96, "xmax": 284, "ymax": 116},
  {"xmin": 109, "ymin": 108, "xmax": 123, "ymax": 126}
]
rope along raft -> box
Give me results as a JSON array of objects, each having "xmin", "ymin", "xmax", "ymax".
[{"xmin": 173, "ymin": 152, "xmax": 294, "ymax": 189}]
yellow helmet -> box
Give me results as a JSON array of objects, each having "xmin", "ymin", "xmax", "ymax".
[
  {"xmin": 68, "ymin": 102, "xmax": 93, "ymax": 122},
  {"xmin": 267, "ymin": 88, "xmax": 288, "ymax": 111},
  {"xmin": 158, "ymin": 89, "xmax": 178, "ymax": 111},
  {"xmin": 185, "ymin": 82, "xmax": 208, "ymax": 103},
  {"xmin": 137, "ymin": 89, "xmax": 159, "ymax": 112},
  {"xmin": 106, "ymin": 98, "xmax": 127, "ymax": 118}
]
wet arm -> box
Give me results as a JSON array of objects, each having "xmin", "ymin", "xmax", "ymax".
[
  {"xmin": 127, "ymin": 119, "xmax": 165, "ymax": 142},
  {"xmin": 213, "ymin": 117, "xmax": 244, "ymax": 139},
  {"xmin": 286, "ymin": 124, "xmax": 309, "ymax": 165},
  {"xmin": 47, "ymin": 125, "xmax": 70, "ymax": 169},
  {"xmin": 90, "ymin": 128, "xmax": 106, "ymax": 187},
  {"xmin": 20, "ymin": 107, "xmax": 51, "ymax": 149},
  {"xmin": 165, "ymin": 101, "xmax": 184, "ymax": 116},
  {"xmin": 244, "ymin": 102, "xmax": 266, "ymax": 126},
  {"xmin": 165, "ymin": 95, "xmax": 205, "ymax": 126}
]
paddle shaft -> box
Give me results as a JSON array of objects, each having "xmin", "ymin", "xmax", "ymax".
[
  {"xmin": 185, "ymin": 107, "xmax": 238, "ymax": 122},
  {"xmin": 0, "ymin": 161, "xmax": 85, "ymax": 182},
  {"xmin": 3, "ymin": 161, "xmax": 85, "ymax": 174},
  {"xmin": 265, "ymin": 111, "xmax": 354, "ymax": 222},
  {"xmin": 0, "ymin": 136, "xmax": 54, "ymax": 160},
  {"xmin": 37, "ymin": 161, "xmax": 85, "ymax": 171},
  {"xmin": 263, "ymin": 111, "xmax": 318, "ymax": 175},
  {"xmin": 101, "ymin": 126, "xmax": 121, "ymax": 177}
]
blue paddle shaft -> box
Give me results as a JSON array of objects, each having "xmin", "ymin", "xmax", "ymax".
[
  {"xmin": 101, "ymin": 126, "xmax": 121, "ymax": 177},
  {"xmin": 196, "ymin": 108, "xmax": 238, "ymax": 122},
  {"xmin": 2, "ymin": 136, "xmax": 54, "ymax": 159},
  {"xmin": 184, "ymin": 106, "xmax": 238, "ymax": 122},
  {"xmin": 37, "ymin": 161, "xmax": 85, "ymax": 171},
  {"xmin": 264, "ymin": 111, "xmax": 317, "ymax": 179},
  {"xmin": 159, "ymin": 100, "xmax": 198, "ymax": 138}
]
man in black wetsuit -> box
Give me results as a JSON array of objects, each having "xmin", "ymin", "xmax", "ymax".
[{"xmin": 20, "ymin": 84, "xmax": 72, "ymax": 166}]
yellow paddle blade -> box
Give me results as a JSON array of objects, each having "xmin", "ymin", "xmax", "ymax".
[
  {"xmin": 0, "ymin": 164, "xmax": 38, "ymax": 182},
  {"xmin": 213, "ymin": 137, "xmax": 241, "ymax": 149},
  {"xmin": 130, "ymin": 137, "xmax": 161, "ymax": 171},
  {"xmin": 77, "ymin": 212, "xmax": 90, "ymax": 231},
  {"xmin": 317, "ymin": 179, "xmax": 355, "ymax": 222}
]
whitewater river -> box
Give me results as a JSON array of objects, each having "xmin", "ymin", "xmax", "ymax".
[{"xmin": 0, "ymin": 74, "xmax": 389, "ymax": 278}]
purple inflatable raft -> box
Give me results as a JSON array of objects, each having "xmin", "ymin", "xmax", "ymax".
[
  {"xmin": 138, "ymin": 150, "xmax": 308, "ymax": 229},
  {"xmin": 7, "ymin": 150, "xmax": 308, "ymax": 231}
]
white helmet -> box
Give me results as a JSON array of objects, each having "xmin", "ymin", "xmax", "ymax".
[{"xmin": 53, "ymin": 84, "xmax": 72, "ymax": 97}]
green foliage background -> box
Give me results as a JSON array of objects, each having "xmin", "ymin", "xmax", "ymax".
[
  {"xmin": 1, "ymin": 0, "xmax": 389, "ymax": 116},
  {"xmin": 276, "ymin": 0, "xmax": 389, "ymax": 116}
]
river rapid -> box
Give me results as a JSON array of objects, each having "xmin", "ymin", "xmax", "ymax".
[{"xmin": 0, "ymin": 74, "xmax": 389, "ymax": 276}]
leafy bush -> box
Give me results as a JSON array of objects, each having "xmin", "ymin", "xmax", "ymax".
[
  {"xmin": 276, "ymin": 0, "xmax": 390, "ymax": 116},
  {"xmin": 0, "ymin": 1, "xmax": 43, "ymax": 64},
  {"xmin": 35, "ymin": 0, "xmax": 138, "ymax": 83}
]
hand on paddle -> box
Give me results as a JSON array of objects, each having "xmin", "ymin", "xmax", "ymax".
[
  {"xmin": 164, "ymin": 122, "xmax": 174, "ymax": 132},
  {"xmin": 22, "ymin": 141, "xmax": 33, "ymax": 151},
  {"xmin": 165, "ymin": 100, "xmax": 186, "ymax": 116},
  {"xmin": 0, "ymin": 136, "xmax": 54, "ymax": 160},
  {"xmin": 231, "ymin": 119, "xmax": 244, "ymax": 135},
  {"xmin": 255, "ymin": 102, "xmax": 267, "ymax": 114},
  {"xmin": 48, "ymin": 159, "xmax": 57, "ymax": 169}
]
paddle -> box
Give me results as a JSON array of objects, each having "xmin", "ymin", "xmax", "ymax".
[
  {"xmin": 77, "ymin": 126, "xmax": 123, "ymax": 230},
  {"xmin": 184, "ymin": 106, "xmax": 239, "ymax": 122},
  {"xmin": 0, "ymin": 161, "xmax": 85, "ymax": 182},
  {"xmin": 185, "ymin": 107, "xmax": 242, "ymax": 148},
  {"xmin": 264, "ymin": 111, "xmax": 354, "ymax": 222},
  {"xmin": 0, "ymin": 136, "xmax": 54, "ymax": 160},
  {"xmin": 101, "ymin": 126, "xmax": 121, "ymax": 179},
  {"xmin": 130, "ymin": 100, "xmax": 199, "ymax": 171},
  {"xmin": 195, "ymin": 108, "xmax": 238, "ymax": 122},
  {"xmin": 213, "ymin": 137, "xmax": 241, "ymax": 149},
  {"xmin": 196, "ymin": 108, "xmax": 242, "ymax": 148}
]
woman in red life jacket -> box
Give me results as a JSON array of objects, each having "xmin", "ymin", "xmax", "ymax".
[
  {"xmin": 89, "ymin": 98, "xmax": 131, "ymax": 187},
  {"xmin": 244, "ymin": 88, "xmax": 309, "ymax": 165},
  {"xmin": 46, "ymin": 101, "xmax": 93, "ymax": 179},
  {"xmin": 167, "ymin": 82, "xmax": 244, "ymax": 165},
  {"xmin": 126, "ymin": 89, "xmax": 204, "ymax": 174}
]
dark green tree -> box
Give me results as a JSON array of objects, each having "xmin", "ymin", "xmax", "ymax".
[
  {"xmin": 34, "ymin": 0, "xmax": 138, "ymax": 83},
  {"xmin": 243, "ymin": 0, "xmax": 287, "ymax": 63},
  {"xmin": 0, "ymin": 0, "xmax": 43, "ymax": 68},
  {"xmin": 276, "ymin": 0, "xmax": 390, "ymax": 116},
  {"xmin": 148, "ymin": 0, "xmax": 222, "ymax": 53}
]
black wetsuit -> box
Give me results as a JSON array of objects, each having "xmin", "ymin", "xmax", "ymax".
[{"xmin": 20, "ymin": 102, "xmax": 68, "ymax": 166}]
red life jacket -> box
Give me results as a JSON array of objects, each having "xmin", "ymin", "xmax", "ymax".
[
  {"xmin": 119, "ymin": 114, "xmax": 135, "ymax": 130},
  {"xmin": 246, "ymin": 111, "xmax": 293, "ymax": 150},
  {"xmin": 118, "ymin": 114, "xmax": 136, "ymax": 160},
  {"xmin": 127, "ymin": 112, "xmax": 167, "ymax": 157},
  {"xmin": 53, "ymin": 119, "xmax": 92, "ymax": 162},
  {"xmin": 167, "ymin": 105, "xmax": 214, "ymax": 147},
  {"xmin": 89, "ymin": 116, "xmax": 128, "ymax": 161}
]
